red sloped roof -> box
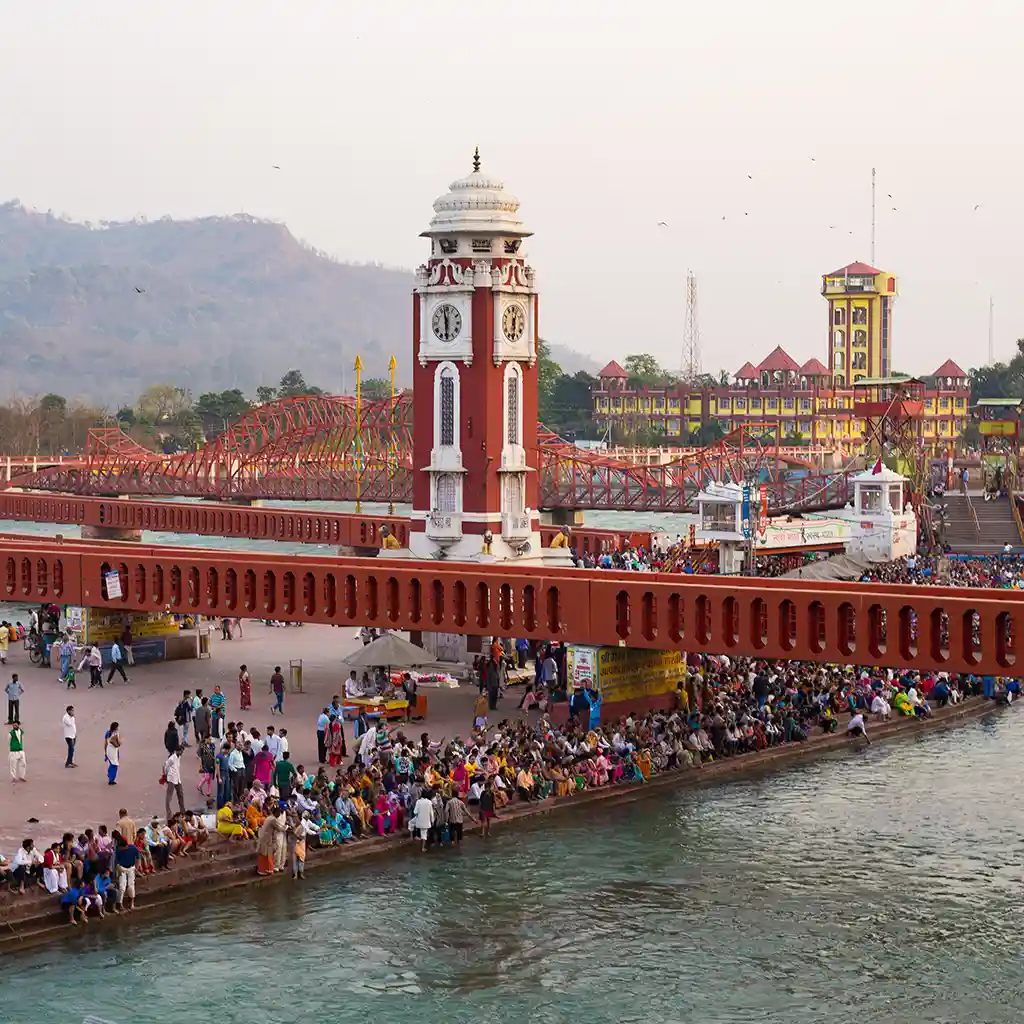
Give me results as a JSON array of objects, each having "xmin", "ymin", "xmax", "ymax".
[
  {"xmin": 734, "ymin": 361, "xmax": 757, "ymax": 378},
  {"xmin": 800, "ymin": 357, "xmax": 829, "ymax": 375},
  {"xmin": 756, "ymin": 346, "xmax": 801, "ymax": 373},
  {"xmin": 598, "ymin": 360, "xmax": 629, "ymax": 378},
  {"xmin": 827, "ymin": 261, "xmax": 880, "ymax": 277},
  {"xmin": 932, "ymin": 358, "xmax": 967, "ymax": 378}
]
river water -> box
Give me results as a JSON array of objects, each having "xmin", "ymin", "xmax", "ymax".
[{"xmin": 3, "ymin": 711, "xmax": 1023, "ymax": 1024}]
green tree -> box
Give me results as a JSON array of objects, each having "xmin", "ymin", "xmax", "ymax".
[
  {"xmin": 624, "ymin": 353, "xmax": 672, "ymax": 387},
  {"xmin": 194, "ymin": 388, "xmax": 251, "ymax": 436},
  {"xmin": 136, "ymin": 384, "xmax": 192, "ymax": 424},
  {"xmin": 550, "ymin": 371, "xmax": 598, "ymax": 437},
  {"xmin": 278, "ymin": 369, "xmax": 324, "ymax": 398},
  {"xmin": 255, "ymin": 385, "xmax": 277, "ymax": 405},
  {"xmin": 134, "ymin": 384, "xmax": 203, "ymax": 450},
  {"xmin": 692, "ymin": 420, "xmax": 725, "ymax": 446},
  {"xmin": 361, "ymin": 377, "xmax": 394, "ymax": 401},
  {"xmin": 537, "ymin": 339, "xmax": 562, "ymax": 426}
]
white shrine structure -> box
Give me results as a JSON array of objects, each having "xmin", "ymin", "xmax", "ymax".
[{"xmin": 696, "ymin": 465, "xmax": 917, "ymax": 573}]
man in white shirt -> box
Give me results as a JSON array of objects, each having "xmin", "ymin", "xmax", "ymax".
[
  {"xmin": 870, "ymin": 693, "xmax": 891, "ymax": 721},
  {"xmin": 410, "ymin": 793, "xmax": 434, "ymax": 851},
  {"xmin": 163, "ymin": 747, "xmax": 185, "ymax": 818},
  {"xmin": 11, "ymin": 838, "xmax": 43, "ymax": 893},
  {"xmin": 227, "ymin": 742, "xmax": 246, "ymax": 802},
  {"xmin": 847, "ymin": 713, "xmax": 870, "ymax": 744},
  {"xmin": 62, "ymin": 705, "xmax": 77, "ymax": 767},
  {"xmin": 345, "ymin": 671, "xmax": 361, "ymax": 699},
  {"xmin": 263, "ymin": 726, "xmax": 282, "ymax": 761}
]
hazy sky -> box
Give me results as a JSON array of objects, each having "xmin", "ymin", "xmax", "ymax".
[{"xmin": 1, "ymin": 1, "xmax": 1020, "ymax": 379}]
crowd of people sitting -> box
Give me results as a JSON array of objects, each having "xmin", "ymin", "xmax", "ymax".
[
  {"xmin": 1, "ymin": 810, "xmax": 210, "ymax": 922},
  {"xmin": 4, "ymin": 644, "xmax": 1003, "ymax": 924},
  {"xmin": 860, "ymin": 551, "xmax": 1024, "ymax": 589}
]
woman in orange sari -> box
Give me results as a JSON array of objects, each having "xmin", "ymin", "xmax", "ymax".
[
  {"xmin": 245, "ymin": 800, "xmax": 266, "ymax": 834},
  {"xmin": 256, "ymin": 810, "xmax": 285, "ymax": 875}
]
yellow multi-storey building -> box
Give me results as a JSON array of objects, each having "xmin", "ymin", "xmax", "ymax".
[
  {"xmin": 591, "ymin": 259, "xmax": 970, "ymax": 452},
  {"xmin": 822, "ymin": 261, "xmax": 897, "ymax": 387}
]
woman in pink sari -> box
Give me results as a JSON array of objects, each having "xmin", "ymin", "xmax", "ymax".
[
  {"xmin": 238, "ymin": 664, "xmax": 252, "ymax": 711},
  {"xmin": 452, "ymin": 760, "xmax": 470, "ymax": 797},
  {"xmin": 253, "ymin": 747, "xmax": 274, "ymax": 787}
]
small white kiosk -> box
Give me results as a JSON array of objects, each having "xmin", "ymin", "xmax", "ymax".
[
  {"xmin": 695, "ymin": 482, "xmax": 747, "ymax": 575},
  {"xmin": 695, "ymin": 467, "xmax": 917, "ymax": 573},
  {"xmin": 840, "ymin": 465, "xmax": 917, "ymax": 560}
]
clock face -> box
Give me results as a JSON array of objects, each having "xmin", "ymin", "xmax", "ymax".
[
  {"xmin": 431, "ymin": 303, "xmax": 462, "ymax": 342},
  {"xmin": 502, "ymin": 303, "xmax": 526, "ymax": 343}
]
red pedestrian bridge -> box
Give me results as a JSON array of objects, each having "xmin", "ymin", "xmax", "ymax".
[{"xmin": 2, "ymin": 533, "xmax": 1017, "ymax": 677}]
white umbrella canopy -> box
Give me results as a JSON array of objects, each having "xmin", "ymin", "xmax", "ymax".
[{"xmin": 343, "ymin": 632, "xmax": 434, "ymax": 670}]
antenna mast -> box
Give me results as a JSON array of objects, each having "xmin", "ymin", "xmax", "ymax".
[
  {"xmin": 682, "ymin": 270, "xmax": 702, "ymax": 383},
  {"xmin": 870, "ymin": 167, "xmax": 876, "ymax": 265},
  {"xmin": 988, "ymin": 295, "xmax": 995, "ymax": 365}
]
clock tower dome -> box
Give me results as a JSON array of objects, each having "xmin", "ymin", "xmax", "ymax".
[{"xmin": 402, "ymin": 150, "xmax": 557, "ymax": 563}]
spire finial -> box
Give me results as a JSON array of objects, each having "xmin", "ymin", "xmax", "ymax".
[{"xmin": 472, "ymin": 146, "xmax": 481, "ymax": 173}]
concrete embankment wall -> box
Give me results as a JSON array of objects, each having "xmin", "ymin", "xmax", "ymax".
[{"xmin": 0, "ymin": 698, "xmax": 1001, "ymax": 956}]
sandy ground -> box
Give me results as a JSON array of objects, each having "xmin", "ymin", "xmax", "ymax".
[{"xmin": 0, "ymin": 624, "xmax": 497, "ymax": 849}]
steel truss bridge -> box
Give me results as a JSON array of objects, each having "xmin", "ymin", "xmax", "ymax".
[{"xmin": 3, "ymin": 397, "xmax": 856, "ymax": 514}]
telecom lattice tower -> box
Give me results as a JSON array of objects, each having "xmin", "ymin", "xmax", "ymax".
[{"xmin": 681, "ymin": 270, "xmax": 702, "ymax": 383}]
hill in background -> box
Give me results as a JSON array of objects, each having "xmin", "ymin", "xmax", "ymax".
[{"xmin": 0, "ymin": 201, "xmax": 597, "ymax": 404}]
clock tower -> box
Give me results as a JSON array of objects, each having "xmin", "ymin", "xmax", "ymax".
[{"xmin": 401, "ymin": 150, "xmax": 560, "ymax": 564}]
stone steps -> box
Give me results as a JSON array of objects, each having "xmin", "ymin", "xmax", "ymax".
[{"xmin": 0, "ymin": 697, "xmax": 1001, "ymax": 956}]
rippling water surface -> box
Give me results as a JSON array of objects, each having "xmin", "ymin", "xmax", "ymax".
[{"xmin": 4, "ymin": 714, "xmax": 1024, "ymax": 1024}]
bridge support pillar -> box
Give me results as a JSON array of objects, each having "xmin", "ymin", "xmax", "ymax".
[
  {"xmin": 540, "ymin": 508, "xmax": 585, "ymax": 528},
  {"xmin": 81, "ymin": 525, "xmax": 143, "ymax": 542}
]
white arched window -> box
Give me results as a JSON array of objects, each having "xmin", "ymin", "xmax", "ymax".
[
  {"xmin": 833, "ymin": 308, "xmax": 846, "ymax": 326},
  {"xmin": 433, "ymin": 362, "xmax": 460, "ymax": 450},
  {"xmin": 435, "ymin": 473, "xmax": 457, "ymax": 513},
  {"xmin": 503, "ymin": 363, "xmax": 523, "ymax": 448}
]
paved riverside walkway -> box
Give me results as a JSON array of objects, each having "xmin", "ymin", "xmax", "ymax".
[{"xmin": 1, "ymin": 623, "xmax": 481, "ymax": 847}]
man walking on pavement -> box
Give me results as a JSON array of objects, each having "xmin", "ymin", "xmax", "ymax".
[
  {"xmin": 175, "ymin": 690, "xmax": 194, "ymax": 747},
  {"xmin": 62, "ymin": 705, "xmax": 77, "ymax": 767},
  {"xmin": 270, "ymin": 666, "xmax": 285, "ymax": 715},
  {"xmin": 6, "ymin": 673, "xmax": 23, "ymax": 725},
  {"xmin": 120, "ymin": 621, "xmax": 135, "ymax": 667},
  {"xmin": 163, "ymin": 746, "xmax": 186, "ymax": 819},
  {"xmin": 107, "ymin": 641, "xmax": 129, "ymax": 684},
  {"xmin": 9, "ymin": 720, "xmax": 26, "ymax": 783}
]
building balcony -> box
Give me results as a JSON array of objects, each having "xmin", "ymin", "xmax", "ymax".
[
  {"xmin": 501, "ymin": 511, "xmax": 532, "ymax": 541},
  {"xmin": 426, "ymin": 512, "xmax": 462, "ymax": 542},
  {"xmin": 823, "ymin": 278, "xmax": 877, "ymax": 295}
]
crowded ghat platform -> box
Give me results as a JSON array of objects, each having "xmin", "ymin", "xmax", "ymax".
[{"xmin": 3, "ymin": 612, "xmax": 1012, "ymax": 930}]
